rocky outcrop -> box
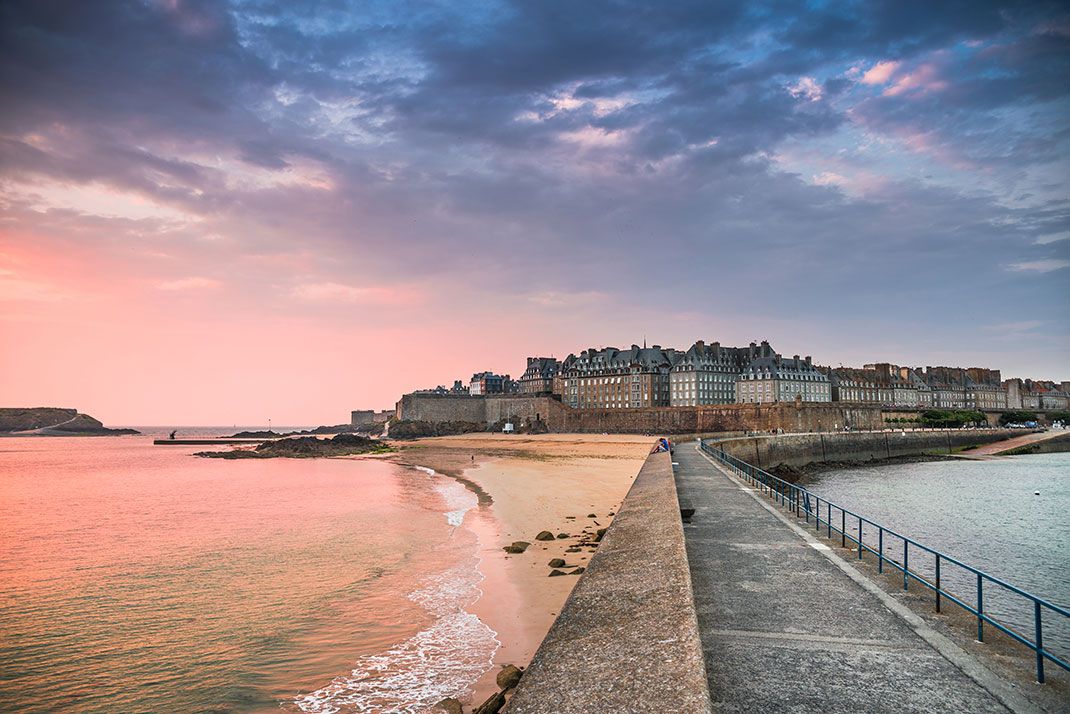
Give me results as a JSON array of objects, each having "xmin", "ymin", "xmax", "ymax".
[
  {"xmin": 0, "ymin": 407, "xmax": 139, "ymax": 435},
  {"xmin": 196, "ymin": 433, "xmax": 391, "ymax": 459},
  {"xmin": 502, "ymin": 541, "xmax": 530, "ymax": 554}
]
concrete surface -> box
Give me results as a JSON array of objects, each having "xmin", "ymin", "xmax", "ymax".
[
  {"xmin": 504, "ymin": 449, "xmax": 712, "ymax": 714},
  {"xmin": 674, "ymin": 442, "xmax": 1018, "ymax": 714}
]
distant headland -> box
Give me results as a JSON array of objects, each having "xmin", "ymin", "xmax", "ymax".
[{"xmin": 0, "ymin": 407, "xmax": 140, "ymax": 436}]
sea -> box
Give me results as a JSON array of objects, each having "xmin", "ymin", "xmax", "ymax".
[
  {"xmin": 0, "ymin": 428, "xmax": 497, "ymax": 713},
  {"xmin": 808, "ymin": 453, "xmax": 1070, "ymax": 662}
]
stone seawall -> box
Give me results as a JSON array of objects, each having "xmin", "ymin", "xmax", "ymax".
[
  {"xmin": 504, "ymin": 448, "xmax": 711, "ymax": 713},
  {"xmin": 395, "ymin": 393, "xmax": 883, "ymax": 434},
  {"xmin": 706, "ymin": 429, "xmax": 1016, "ymax": 470}
]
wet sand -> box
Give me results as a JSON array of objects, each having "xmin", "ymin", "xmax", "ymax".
[{"xmin": 388, "ymin": 433, "xmax": 653, "ymax": 708}]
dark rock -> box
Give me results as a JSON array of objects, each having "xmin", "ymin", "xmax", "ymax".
[
  {"xmin": 534, "ymin": 531, "xmax": 555, "ymax": 541},
  {"xmin": 473, "ymin": 690, "xmax": 506, "ymax": 714},
  {"xmin": 548, "ymin": 569, "xmax": 566, "ymax": 577},
  {"xmin": 594, "ymin": 528, "xmax": 607, "ymax": 542},
  {"xmin": 548, "ymin": 558, "xmax": 565, "ymax": 568},
  {"xmin": 587, "ymin": 513, "xmax": 596, "ymax": 518},
  {"xmin": 435, "ymin": 698, "xmax": 463, "ymax": 714},
  {"xmin": 566, "ymin": 547, "xmax": 580, "ymax": 553},
  {"xmin": 496, "ymin": 664, "xmax": 522, "ymax": 690},
  {"xmin": 556, "ymin": 533, "xmax": 569, "ymax": 539},
  {"xmin": 502, "ymin": 541, "xmax": 530, "ymax": 554},
  {"xmin": 570, "ymin": 567, "xmax": 586, "ymax": 575}
]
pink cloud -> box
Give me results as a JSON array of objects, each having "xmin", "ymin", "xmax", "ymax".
[
  {"xmin": 290, "ymin": 281, "xmax": 423, "ymax": 306},
  {"xmin": 883, "ymin": 64, "xmax": 947, "ymax": 97},
  {"xmin": 861, "ymin": 61, "xmax": 900, "ymax": 85},
  {"xmin": 156, "ymin": 276, "xmax": 221, "ymax": 291}
]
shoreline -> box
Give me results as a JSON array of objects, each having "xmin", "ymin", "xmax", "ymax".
[{"xmin": 388, "ymin": 434, "xmax": 652, "ymax": 709}]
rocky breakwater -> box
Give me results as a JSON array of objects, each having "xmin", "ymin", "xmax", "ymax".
[
  {"xmin": 0, "ymin": 407, "xmax": 139, "ymax": 435},
  {"xmin": 195, "ymin": 433, "xmax": 393, "ymax": 459}
]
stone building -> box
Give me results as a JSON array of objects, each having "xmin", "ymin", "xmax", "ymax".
[
  {"xmin": 669, "ymin": 340, "xmax": 756, "ymax": 406},
  {"xmin": 861, "ymin": 363, "xmax": 928, "ymax": 407},
  {"xmin": 470, "ymin": 372, "xmax": 513, "ymax": 395},
  {"xmin": 736, "ymin": 353, "xmax": 831, "ymax": 404},
  {"xmin": 518, "ymin": 357, "xmax": 561, "ymax": 395},
  {"xmin": 827, "ymin": 367, "xmax": 889, "ymax": 404},
  {"xmin": 919, "ymin": 366, "xmax": 1007, "ymax": 410},
  {"xmin": 560, "ymin": 344, "xmax": 681, "ymax": 408}
]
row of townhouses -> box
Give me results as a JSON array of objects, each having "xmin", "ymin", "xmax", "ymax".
[{"xmin": 417, "ymin": 339, "xmax": 1068, "ymax": 411}]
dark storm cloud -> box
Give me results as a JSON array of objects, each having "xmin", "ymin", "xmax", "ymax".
[{"xmin": 1, "ymin": 0, "xmax": 1067, "ymax": 350}]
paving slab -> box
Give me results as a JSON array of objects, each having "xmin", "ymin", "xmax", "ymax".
[{"xmin": 674, "ymin": 442, "xmax": 1012, "ymax": 714}]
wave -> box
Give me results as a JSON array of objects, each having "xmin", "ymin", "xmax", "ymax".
[{"xmin": 290, "ymin": 470, "xmax": 496, "ymax": 713}]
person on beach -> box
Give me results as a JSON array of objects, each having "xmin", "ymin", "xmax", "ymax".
[{"xmin": 169, "ymin": 430, "xmax": 177, "ymax": 440}]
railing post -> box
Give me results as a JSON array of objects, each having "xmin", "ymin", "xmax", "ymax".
[
  {"xmin": 903, "ymin": 541, "xmax": 909, "ymax": 590},
  {"xmin": 878, "ymin": 528, "xmax": 884, "ymax": 574},
  {"xmin": 977, "ymin": 574, "xmax": 984, "ymax": 642},
  {"xmin": 858, "ymin": 518, "xmax": 863, "ymax": 559},
  {"xmin": 1035, "ymin": 602, "xmax": 1045, "ymax": 683},
  {"xmin": 827, "ymin": 502, "xmax": 832, "ymax": 538},
  {"xmin": 935, "ymin": 555, "xmax": 941, "ymax": 612},
  {"xmin": 841, "ymin": 509, "xmax": 846, "ymax": 548}
]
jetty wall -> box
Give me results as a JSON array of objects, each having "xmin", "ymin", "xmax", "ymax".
[
  {"xmin": 504, "ymin": 448, "xmax": 711, "ymax": 713},
  {"xmin": 705, "ymin": 429, "xmax": 1015, "ymax": 470}
]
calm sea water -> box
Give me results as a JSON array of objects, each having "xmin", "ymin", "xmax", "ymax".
[
  {"xmin": 0, "ymin": 429, "xmax": 496, "ymax": 713},
  {"xmin": 809, "ymin": 453, "xmax": 1070, "ymax": 660}
]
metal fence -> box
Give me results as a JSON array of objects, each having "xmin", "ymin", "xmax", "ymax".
[{"xmin": 698, "ymin": 439, "xmax": 1069, "ymax": 684}]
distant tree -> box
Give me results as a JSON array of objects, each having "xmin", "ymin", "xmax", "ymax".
[
  {"xmin": 1047, "ymin": 410, "xmax": 1070, "ymax": 424},
  {"xmin": 999, "ymin": 410, "xmax": 1037, "ymax": 425}
]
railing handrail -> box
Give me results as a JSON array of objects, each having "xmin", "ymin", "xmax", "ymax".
[{"xmin": 698, "ymin": 439, "xmax": 1069, "ymax": 684}]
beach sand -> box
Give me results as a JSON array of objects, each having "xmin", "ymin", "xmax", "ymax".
[{"xmin": 388, "ymin": 433, "xmax": 654, "ymax": 708}]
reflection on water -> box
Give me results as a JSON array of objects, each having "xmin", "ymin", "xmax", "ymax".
[
  {"xmin": 0, "ymin": 432, "xmax": 493, "ymax": 713},
  {"xmin": 809, "ymin": 453, "xmax": 1070, "ymax": 660}
]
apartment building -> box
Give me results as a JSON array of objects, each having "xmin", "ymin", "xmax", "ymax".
[
  {"xmin": 669, "ymin": 340, "xmax": 755, "ymax": 406},
  {"xmin": 736, "ymin": 353, "xmax": 831, "ymax": 404},
  {"xmin": 518, "ymin": 357, "xmax": 561, "ymax": 395},
  {"xmin": 560, "ymin": 344, "xmax": 680, "ymax": 408}
]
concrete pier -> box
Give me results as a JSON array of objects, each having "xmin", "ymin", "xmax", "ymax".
[{"xmin": 673, "ymin": 442, "xmax": 1020, "ymax": 713}]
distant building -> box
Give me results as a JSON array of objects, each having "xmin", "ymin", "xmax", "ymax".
[
  {"xmin": 413, "ymin": 379, "xmax": 470, "ymax": 396},
  {"xmin": 518, "ymin": 357, "xmax": 561, "ymax": 395},
  {"xmin": 470, "ymin": 371, "xmax": 512, "ymax": 395},
  {"xmin": 919, "ymin": 366, "xmax": 1007, "ymax": 410},
  {"xmin": 864, "ymin": 363, "xmax": 928, "ymax": 407},
  {"xmin": 827, "ymin": 367, "xmax": 888, "ymax": 404},
  {"xmin": 560, "ymin": 344, "xmax": 681, "ymax": 408},
  {"xmin": 736, "ymin": 353, "xmax": 830, "ymax": 404},
  {"xmin": 670, "ymin": 341, "xmax": 761, "ymax": 406}
]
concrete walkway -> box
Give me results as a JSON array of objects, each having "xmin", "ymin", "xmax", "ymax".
[
  {"xmin": 960, "ymin": 429, "xmax": 1066, "ymax": 456},
  {"xmin": 674, "ymin": 442, "xmax": 1015, "ymax": 713}
]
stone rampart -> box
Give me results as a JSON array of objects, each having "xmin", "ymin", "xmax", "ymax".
[
  {"xmin": 395, "ymin": 393, "xmax": 883, "ymax": 434},
  {"xmin": 504, "ymin": 448, "xmax": 711, "ymax": 713},
  {"xmin": 706, "ymin": 429, "xmax": 1016, "ymax": 470}
]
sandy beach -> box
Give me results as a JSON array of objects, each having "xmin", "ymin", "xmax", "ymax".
[{"xmin": 388, "ymin": 433, "xmax": 654, "ymax": 709}]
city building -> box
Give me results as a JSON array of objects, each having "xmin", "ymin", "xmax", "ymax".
[
  {"xmin": 920, "ymin": 366, "xmax": 1007, "ymax": 410},
  {"xmin": 736, "ymin": 353, "xmax": 831, "ymax": 404},
  {"xmin": 669, "ymin": 340, "xmax": 756, "ymax": 406},
  {"xmin": 560, "ymin": 344, "xmax": 681, "ymax": 408},
  {"xmin": 827, "ymin": 367, "xmax": 889, "ymax": 404},
  {"xmin": 469, "ymin": 372, "xmax": 513, "ymax": 395},
  {"xmin": 518, "ymin": 357, "xmax": 561, "ymax": 395}
]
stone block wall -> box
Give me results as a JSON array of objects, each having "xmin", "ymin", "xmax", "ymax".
[{"xmin": 708, "ymin": 429, "xmax": 1015, "ymax": 470}]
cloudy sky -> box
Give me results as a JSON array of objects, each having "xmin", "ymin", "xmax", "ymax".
[{"xmin": 1, "ymin": 0, "xmax": 1067, "ymax": 424}]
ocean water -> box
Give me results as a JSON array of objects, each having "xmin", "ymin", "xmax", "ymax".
[
  {"xmin": 809, "ymin": 453, "xmax": 1070, "ymax": 661},
  {"xmin": 0, "ymin": 429, "xmax": 496, "ymax": 713}
]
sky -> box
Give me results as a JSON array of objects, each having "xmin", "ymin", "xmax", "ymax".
[{"xmin": 1, "ymin": 0, "xmax": 1068, "ymax": 425}]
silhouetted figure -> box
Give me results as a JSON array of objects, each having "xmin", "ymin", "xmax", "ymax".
[{"xmin": 169, "ymin": 430, "xmax": 177, "ymax": 440}]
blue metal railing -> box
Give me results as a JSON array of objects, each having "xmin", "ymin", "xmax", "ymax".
[{"xmin": 698, "ymin": 439, "xmax": 1069, "ymax": 684}]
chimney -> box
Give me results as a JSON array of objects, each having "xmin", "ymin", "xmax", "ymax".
[{"xmin": 805, "ymin": 356, "xmax": 812, "ymax": 365}]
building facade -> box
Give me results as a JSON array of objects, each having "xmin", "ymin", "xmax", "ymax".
[
  {"xmin": 560, "ymin": 345, "xmax": 680, "ymax": 408},
  {"xmin": 669, "ymin": 340, "xmax": 755, "ymax": 406},
  {"xmin": 470, "ymin": 372, "xmax": 512, "ymax": 395},
  {"xmin": 736, "ymin": 353, "xmax": 831, "ymax": 404},
  {"xmin": 518, "ymin": 357, "xmax": 561, "ymax": 395}
]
